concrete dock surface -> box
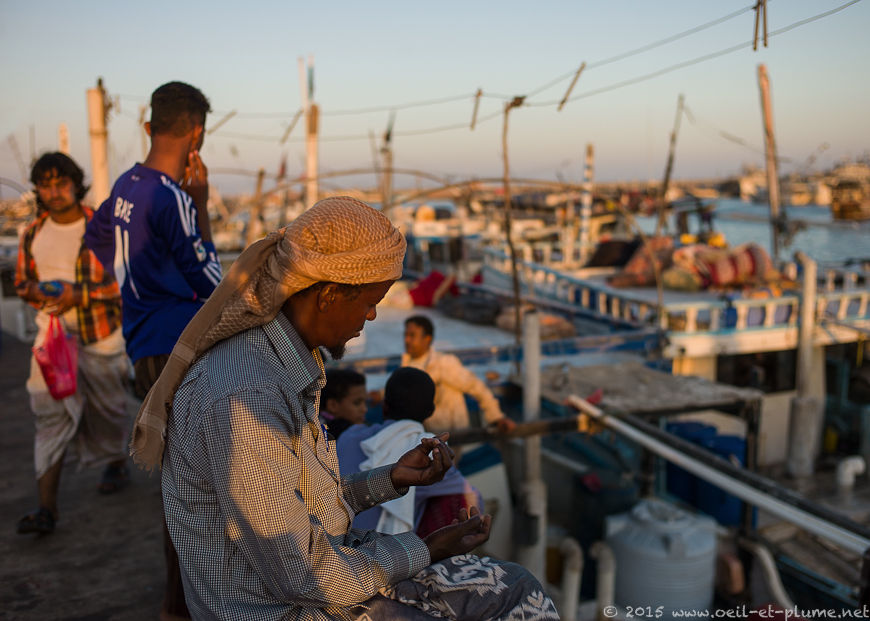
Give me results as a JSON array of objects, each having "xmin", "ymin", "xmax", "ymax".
[{"xmin": 0, "ymin": 329, "xmax": 164, "ymax": 620}]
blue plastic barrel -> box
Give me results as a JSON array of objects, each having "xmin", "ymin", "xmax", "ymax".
[
  {"xmin": 696, "ymin": 434, "xmax": 755, "ymax": 527},
  {"xmin": 665, "ymin": 422, "xmax": 717, "ymax": 505}
]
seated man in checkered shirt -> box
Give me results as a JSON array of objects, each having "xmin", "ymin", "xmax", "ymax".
[{"xmin": 132, "ymin": 197, "xmax": 558, "ymax": 620}]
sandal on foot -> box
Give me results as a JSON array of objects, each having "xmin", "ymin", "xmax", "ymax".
[
  {"xmin": 98, "ymin": 463, "xmax": 129, "ymax": 495},
  {"xmin": 17, "ymin": 508, "xmax": 55, "ymax": 535}
]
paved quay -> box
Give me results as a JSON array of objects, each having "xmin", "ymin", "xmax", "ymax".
[{"xmin": 0, "ymin": 329, "xmax": 164, "ymax": 620}]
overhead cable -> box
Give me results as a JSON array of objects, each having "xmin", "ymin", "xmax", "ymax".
[
  {"xmin": 526, "ymin": 0, "xmax": 863, "ymax": 109},
  {"xmin": 525, "ymin": 3, "xmax": 756, "ymax": 98},
  {"xmin": 325, "ymin": 92, "xmax": 476, "ymax": 116},
  {"xmin": 116, "ymin": 0, "xmax": 862, "ymax": 143},
  {"xmin": 683, "ymin": 104, "xmax": 794, "ymax": 162},
  {"xmin": 526, "ymin": 41, "xmax": 753, "ymax": 107},
  {"xmin": 211, "ymin": 109, "xmax": 505, "ymax": 144},
  {"xmin": 116, "ymin": 4, "xmax": 757, "ymax": 117}
]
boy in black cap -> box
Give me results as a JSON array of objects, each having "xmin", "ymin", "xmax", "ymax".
[{"xmin": 337, "ymin": 367, "xmax": 482, "ymax": 536}]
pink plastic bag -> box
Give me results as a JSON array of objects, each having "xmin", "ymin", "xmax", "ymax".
[{"xmin": 32, "ymin": 315, "xmax": 78, "ymax": 400}]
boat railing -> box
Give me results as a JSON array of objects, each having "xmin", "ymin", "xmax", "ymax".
[
  {"xmin": 482, "ymin": 246, "xmax": 870, "ymax": 337},
  {"xmin": 483, "ymin": 253, "xmax": 654, "ymax": 323},
  {"xmin": 816, "ymin": 289, "xmax": 870, "ymax": 324},
  {"xmin": 514, "ymin": 237, "xmax": 597, "ymax": 268},
  {"xmin": 483, "ymin": 249, "xmax": 667, "ymax": 329},
  {"xmin": 336, "ymin": 326, "xmax": 665, "ymax": 377},
  {"xmin": 660, "ymin": 296, "xmax": 799, "ymax": 335},
  {"xmin": 817, "ymin": 263, "xmax": 870, "ymax": 292}
]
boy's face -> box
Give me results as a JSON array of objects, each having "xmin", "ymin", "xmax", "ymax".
[{"xmin": 327, "ymin": 385, "xmax": 367, "ymax": 424}]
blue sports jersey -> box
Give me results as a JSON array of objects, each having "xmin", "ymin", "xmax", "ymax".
[{"xmin": 85, "ymin": 163, "xmax": 222, "ymax": 363}]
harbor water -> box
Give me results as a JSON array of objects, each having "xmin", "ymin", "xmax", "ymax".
[{"xmin": 635, "ymin": 199, "xmax": 870, "ymax": 264}]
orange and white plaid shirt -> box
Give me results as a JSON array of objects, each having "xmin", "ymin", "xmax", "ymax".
[{"xmin": 15, "ymin": 206, "xmax": 122, "ymax": 345}]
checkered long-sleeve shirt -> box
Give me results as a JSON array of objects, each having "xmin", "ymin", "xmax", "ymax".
[
  {"xmin": 162, "ymin": 313, "xmax": 431, "ymax": 621},
  {"xmin": 15, "ymin": 206, "xmax": 122, "ymax": 345}
]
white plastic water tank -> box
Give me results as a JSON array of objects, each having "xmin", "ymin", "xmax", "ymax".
[{"xmin": 605, "ymin": 498, "xmax": 717, "ymax": 617}]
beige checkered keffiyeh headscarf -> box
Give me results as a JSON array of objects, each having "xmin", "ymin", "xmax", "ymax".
[{"xmin": 130, "ymin": 196, "xmax": 406, "ymax": 469}]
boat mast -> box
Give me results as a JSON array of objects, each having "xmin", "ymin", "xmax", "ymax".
[
  {"xmin": 656, "ymin": 93, "xmax": 684, "ymax": 237},
  {"xmin": 757, "ymin": 64, "xmax": 782, "ymax": 262},
  {"xmin": 502, "ymin": 95, "xmax": 526, "ymax": 366},
  {"xmin": 579, "ymin": 144, "xmax": 594, "ymax": 266},
  {"xmin": 381, "ymin": 112, "xmax": 395, "ymax": 215}
]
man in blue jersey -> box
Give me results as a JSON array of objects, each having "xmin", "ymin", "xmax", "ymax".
[
  {"xmin": 84, "ymin": 80, "xmax": 220, "ymax": 621},
  {"xmin": 85, "ymin": 81, "xmax": 221, "ymax": 398}
]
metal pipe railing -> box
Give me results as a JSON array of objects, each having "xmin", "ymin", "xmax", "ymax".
[{"xmin": 567, "ymin": 395, "xmax": 870, "ymax": 555}]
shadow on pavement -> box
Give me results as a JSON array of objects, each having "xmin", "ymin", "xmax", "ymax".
[{"xmin": 0, "ymin": 330, "xmax": 165, "ymax": 620}]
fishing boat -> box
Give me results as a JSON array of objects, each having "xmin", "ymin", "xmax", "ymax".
[
  {"xmin": 831, "ymin": 179, "xmax": 870, "ymax": 221},
  {"xmin": 331, "ymin": 284, "xmax": 870, "ymax": 618},
  {"xmin": 371, "ymin": 194, "xmax": 870, "ymax": 615},
  {"xmin": 479, "ymin": 206, "xmax": 870, "ymax": 453}
]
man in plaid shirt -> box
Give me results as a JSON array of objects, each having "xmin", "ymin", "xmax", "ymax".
[
  {"xmin": 14, "ymin": 152, "xmax": 130, "ymax": 536},
  {"xmin": 149, "ymin": 198, "xmax": 558, "ymax": 620}
]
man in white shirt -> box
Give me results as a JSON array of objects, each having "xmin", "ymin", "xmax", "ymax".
[
  {"xmin": 15, "ymin": 152, "xmax": 129, "ymax": 536},
  {"xmin": 401, "ymin": 315, "xmax": 517, "ymax": 434}
]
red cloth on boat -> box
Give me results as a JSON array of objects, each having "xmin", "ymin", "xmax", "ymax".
[
  {"xmin": 408, "ymin": 271, "xmax": 459, "ymax": 307},
  {"xmin": 695, "ymin": 243, "xmax": 773, "ymax": 287}
]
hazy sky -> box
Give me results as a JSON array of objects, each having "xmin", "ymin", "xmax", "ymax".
[{"xmin": 1, "ymin": 0, "xmax": 868, "ymax": 198}]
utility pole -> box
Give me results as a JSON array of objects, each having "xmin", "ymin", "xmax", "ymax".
[
  {"xmin": 58, "ymin": 123, "xmax": 70, "ymax": 154},
  {"xmin": 757, "ymin": 64, "xmax": 781, "ymax": 262},
  {"xmin": 276, "ymin": 153, "xmax": 289, "ymax": 228},
  {"xmin": 381, "ymin": 112, "xmax": 395, "ymax": 215},
  {"xmin": 502, "ymin": 96, "xmax": 526, "ymax": 363},
  {"xmin": 580, "ymin": 144, "xmax": 595, "ymax": 266},
  {"xmin": 368, "ymin": 130, "xmax": 381, "ymax": 197},
  {"xmin": 138, "ymin": 105, "xmax": 149, "ymax": 159},
  {"xmin": 562, "ymin": 194, "xmax": 575, "ymax": 268},
  {"xmin": 298, "ymin": 56, "xmax": 318, "ymax": 209},
  {"xmin": 787, "ymin": 251, "xmax": 821, "ymax": 478},
  {"xmin": 86, "ymin": 78, "xmax": 111, "ymax": 206},
  {"xmin": 656, "ymin": 94, "xmax": 684, "ymax": 237},
  {"xmin": 7, "ymin": 134, "xmax": 27, "ymax": 183},
  {"xmin": 470, "ymin": 88, "xmax": 482, "ymax": 130},
  {"xmin": 516, "ymin": 311, "xmax": 546, "ymax": 583},
  {"xmin": 558, "ymin": 62, "xmax": 586, "ymax": 112},
  {"xmin": 28, "ymin": 125, "xmax": 36, "ymax": 165},
  {"xmin": 753, "ymin": 0, "xmax": 769, "ymax": 51},
  {"xmin": 246, "ymin": 168, "xmax": 266, "ymax": 247}
]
